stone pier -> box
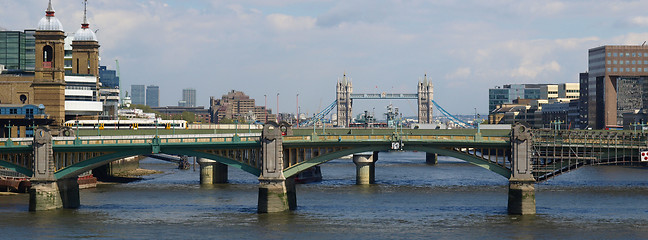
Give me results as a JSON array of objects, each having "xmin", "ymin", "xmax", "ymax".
[
  {"xmin": 258, "ymin": 122, "xmax": 292, "ymax": 213},
  {"xmin": 508, "ymin": 124, "xmax": 536, "ymax": 215},
  {"xmin": 29, "ymin": 128, "xmax": 80, "ymax": 211},
  {"xmin": 425, "ymin": 152, "xmax": 438, "ymax": 165},
  {"xmin": 353, "ymin": 152, "xmax": 376, "ymax": 185},
  {"xmin": 198, "ymin": 158, "xmax": 228, "ymax": 184}
]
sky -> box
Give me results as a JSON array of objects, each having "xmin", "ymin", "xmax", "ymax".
[{"xmin": 2, "ymin": 0, "xmax": 648, "ymax": 118}]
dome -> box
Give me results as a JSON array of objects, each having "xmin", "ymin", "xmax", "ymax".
[
  {"xmin": 73, "ymin": 1, "xmax": 97, "ymax": 41},
  {"xmin": 37, "ymin": 0, "xmax": 64, "ymax": 31},
  {"xmin": 37, "ymin": 16, "xmax": 64, "ymax": 31},
  {"xmin": 74, "ymin": 27, "xmax": 97, "ymax": 41}
]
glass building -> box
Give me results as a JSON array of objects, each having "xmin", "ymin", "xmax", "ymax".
[
  {"xmin": 131, "ymin": 84, "xmax": 145, "ymax": 105},
  {"xmin": 146, "ymin": 85, "xmax": 159, "ymax": 107},
  {"xmin": 182, "ymin": 88, "xmax": 196, "ymax": 107},
  {"xmin": 0, "ymin": 30, "xmax": 36, "ymax": 71},
  {"xmin": 99, "ymin": 66, "xmax": 119, "ymax": 89}
]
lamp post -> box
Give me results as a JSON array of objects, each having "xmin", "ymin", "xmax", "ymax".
[
  {"xmin": 276, "ymin": 93, "xmax": 280, "ymax": 123},
  {"xmin": 296, "ymin": 93, "xmax": 299, "ymax": 127},
  {"xmin": 264, "ymin": 94, "xmax": 267, "ymax": 123}
]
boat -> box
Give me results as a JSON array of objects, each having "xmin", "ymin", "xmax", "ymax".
[{"xmin": 294, "ymin": 166, "xmax": 322, "ymax": 184}]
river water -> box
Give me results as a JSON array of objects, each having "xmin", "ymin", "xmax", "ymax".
[{"xmin": 2, "ymin": 152, "xmax": 648, "ymax": 239}]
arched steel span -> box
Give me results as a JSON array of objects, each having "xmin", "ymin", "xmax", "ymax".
[
  {"xmin": 283, "ymin": 145, "xmax": 511, "ymax": 179},
  {"xmin": 54, "ymin": 149, "xmax": 261, "ymax": 180}
]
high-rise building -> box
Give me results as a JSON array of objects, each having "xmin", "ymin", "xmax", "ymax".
[
  {"xmin": 587, "ymin": 45, "xmax": 648, "ymax": 128},
  {"xmin": 99, "ymin": 66, "xmax": 119, "ymax": 88},
  {"xmin": 146, "ymin": 85, "xmax": 159, "ymax": 107},
  {"xmin": 181, "ymin": 88, "xmax": 196, "ymax": 107},
  {"xmin": 131, "ymin": 85, "xmax": 145, "ymax": 105},
  {"xmin": 0, "ymin": 30, "xmax": 35, "ymax": 71}
]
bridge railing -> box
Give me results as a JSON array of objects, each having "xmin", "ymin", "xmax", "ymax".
[
  {"xmin": 284, "ymin": 134, "xmax": 509, "ymax": 142},
  {"xmin": 0, "ymin": 138, "xmax": 33, "ymax": 146},
  {"xmin": 51, "ymin": 133, "xmax": 262, "ymax": 145}
]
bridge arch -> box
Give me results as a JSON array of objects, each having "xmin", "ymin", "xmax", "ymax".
[
  {"xmin": 55, "ymin": 149, "xmax": 261, "ymax": 180},
  {"xmin": 283, "ymin": 145, "xmax": 511, "ymax": 179},
  {"xmin": 403, "ymin": 146, "xmax": 511, "ymax": 179}
]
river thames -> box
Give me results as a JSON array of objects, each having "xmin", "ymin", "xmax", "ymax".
[{"xmin": 2, "ymin": 151, "xmax": 648, "ymax": 239}]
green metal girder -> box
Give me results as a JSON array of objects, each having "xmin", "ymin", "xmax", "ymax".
[
  {"xmin": 55, "ymin": 150, "xmax": 148, "ymax": 179},
  {"xmin": 283, "ymin": 145, "xmax": 391, "ymax": 178},
  {"xmin": 162, "ymin": 149, "xmax": 261, "ymax": 177},
  {"xmin": 0, "ymin": 160, "xmax": 32, "ymax": 177},
  {"xmin": 404, "ymin": 145, "xmax": 511, "ymax": 179}
]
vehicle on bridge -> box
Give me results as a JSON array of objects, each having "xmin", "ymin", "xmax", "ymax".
[{"xmin": 64, "ymin": 119, "xmax": 187, "ymax": 130}]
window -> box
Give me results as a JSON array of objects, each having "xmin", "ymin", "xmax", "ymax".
[
  {"xmin": 633, "ymin": 60, "xmax": 636, "ymax": 64},
  {"xmin": 614, "ymin": 60, "xmax": 618, "ymax": 64},
  {"xmin": 614, "ymin": 52, "xmax": 618, "ymax": 57},
  {"xmin": 645, "ymin": 60, "xmax": 648, "ymax": 64},
  {"xmin": 627, "ymin": 53, "xmax": 631, "ymax": 56},
  {"xmin": 620, "ymin": 61, "xmax": 624, "ymax": 65},
  {"xmin": 607, "ymin": 68, "xmax": 611, "ymax": 72},
  {"xmin": 614, "ymin": 68, "xmax": 618, "ymax": 72},
  {"xmin": 640, "ymin": 68, "xmax": 643, "ymax": 72},
  {"xmin": 621, "ymin": 68, "xmax": 624, "ymax": 72},
  {"xmin": 627, "ymin": 68, "xmax": 631, "ymax": 72},
  {"xmin": 633, "ymin": 68, "xmax": 636, "ymax": 72},
  {"xmin": 9, "ymin": 109, "xmax": 17, "ymax": 114},
  {"xmin": 608, "ymin": 53, "xmax": 611, "ymax": 57},
  {"xmin": 607, "ymin": 60, "xmax": 611, "ymax": 64},
  {"xmin": 633, "ymin": 53, "xmax": 636, "ymax": 57},
  {"xmin": 626, "ymin": 60, "xmax": 630, "ymax": 64}
]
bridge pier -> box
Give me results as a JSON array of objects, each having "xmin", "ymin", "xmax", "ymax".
[
  {"xmin": 508, "ymin": 124, "xmax": 536, "ymax": 215},
  {"xmin": 425, "ymin": 152, "xmax": 438, "ymax": 165},
  {"xmin": 507, "ymin": 180, "xmax": 535, "ymax": 215},
  {"xmin": 258, "ymin": 122, "xmax": 292, "ymax": 213},
  {"xmin": 198, "ymin": 158, "xmax": 228, "ymax": 184},
  {"xmin": 353, "ymin": 152, "xmax": 376, "ymax": 185},
  {"xmin": 29, "ymin": 181, "xmax": 62, "ymax": 211}
]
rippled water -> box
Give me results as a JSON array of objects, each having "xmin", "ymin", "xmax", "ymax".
[{"xmin": 2, "ymin": 152, "xmax": 648, "ymax": 239}]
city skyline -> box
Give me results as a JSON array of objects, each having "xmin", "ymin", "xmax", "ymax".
[{"xmin": 3, "ymin": 1, "xmax": 648, "ymax": 115}]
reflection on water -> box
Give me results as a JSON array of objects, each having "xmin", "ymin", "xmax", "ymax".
[{"xmin": 2, "ymin": 152, "xmax": 648, "ymax": 239}]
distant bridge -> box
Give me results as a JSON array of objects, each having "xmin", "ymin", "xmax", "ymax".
[{"xmin": 1, "ymin": 123, "xmax": 646, "ymax": 214}]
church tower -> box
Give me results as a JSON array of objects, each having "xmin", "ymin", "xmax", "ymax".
[
  {"xmin": 33, "ymin": 0, "xmax": 66, "ymax": 126},
  {"xmin": 71, "ymin": 0, "xmax": 100, "ymax": 76}
]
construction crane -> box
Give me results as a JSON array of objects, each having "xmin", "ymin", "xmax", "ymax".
[{"xmin": 115, "ymin": 59, "xmax": 121, "ymax": 100}]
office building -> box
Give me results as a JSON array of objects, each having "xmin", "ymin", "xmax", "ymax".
[
  {"xmin": 0, "ymin": 30, "xmax": 35, "ymax": 71},
  {"xmin": 181, "ymin": 88, "xmax": 196, "ymax": 107},
  {"xmin": 587, "ymin": 45, "xmax": 648, "ymax": 129},
  {"xmin": 209, "ymin": 90, "xmax": 275, "ymax": 123},
  {"xmin": 131, "ymin": 84, "xmax": 145, "ymax": 105},
  {"xmin": 99, "ymin": 66, "xmax": 119, "ymax": 89},
  {"xmin": 146, "ymin": 85, "xmax": 159, "ymax": 107},
  {"xmin": 488, "ymin": 84, "xmax": 543, "ymax": 112}
]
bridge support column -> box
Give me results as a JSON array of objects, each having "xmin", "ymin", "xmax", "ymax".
[
  {"xmin": 508, "ymin": 124, "xmax": 536, "ymax": 215},
  {"xmin": 198, "ymin": 158, "xmax": 228, "ymax": 184},
  {"xmin": 353, "ymin": 152, "xmax": 376, "ymax": 185},
  {"xmin": 57, "ymin": 177, "xmax": 80, "ymax": 209},
  {"xmin": 258, "ymin": 122, "xmax": 291, "ymax": 213},
  {"xmin": 425, "ymin": 152, "xmax": 438, "ymax": 165},
  {"xmin": 508, "ymin": 180, "xmax": 535, "ymax": 215},
  {"xmin": 29, "ymin": 181, "xmax": 62, "ymax": 211}
]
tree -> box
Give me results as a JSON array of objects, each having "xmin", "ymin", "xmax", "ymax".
[{"xmin": 181, "ymin": 111, "xmax": 196, "ymax": 123}]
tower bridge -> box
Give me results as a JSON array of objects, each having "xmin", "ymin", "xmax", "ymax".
[
  {"xmin": 1, "ymin": 122, "xmax": 647, "ymax": 215},
  {"xmin": 335, "ymin": 74, "xmax": 434, "ymax": 127}
]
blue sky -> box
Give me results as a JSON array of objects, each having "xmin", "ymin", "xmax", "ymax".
[{"xmin": 3, "ymin": 0, "xmax": 648, "ymax": 118}]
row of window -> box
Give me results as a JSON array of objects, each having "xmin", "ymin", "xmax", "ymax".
[
  {"xmin": 607, "ymin": 52, "xmax": 648, "ymax": 57},
  {"xmin": 607, "ymin": 67, "xmax": 648, "ymax": 72},
  {"xmin": 607, "ymin": 60, "xmax": 648, "ymax": 65}
]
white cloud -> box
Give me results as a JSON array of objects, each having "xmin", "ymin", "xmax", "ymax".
[
  {"xmin": 267, "ymin": 14, "xmax": 316, "ymax": 31},
  {"xmin": 510, "ymin": 61, "xmax": 561, "ymax": 78}
]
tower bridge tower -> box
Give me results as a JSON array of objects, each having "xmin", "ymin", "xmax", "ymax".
[
  {"xmin": 417, "ymin": 74, "xmax": 434, "ymax": 124},
  {"xmin": 336, "ymin": 74, "xmax": 353, "ymax": 127}
]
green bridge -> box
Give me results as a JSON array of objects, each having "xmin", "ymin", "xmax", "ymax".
[{"xmin": 1, "ymin": 122, "xmax": 646, "ymax": 214}]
